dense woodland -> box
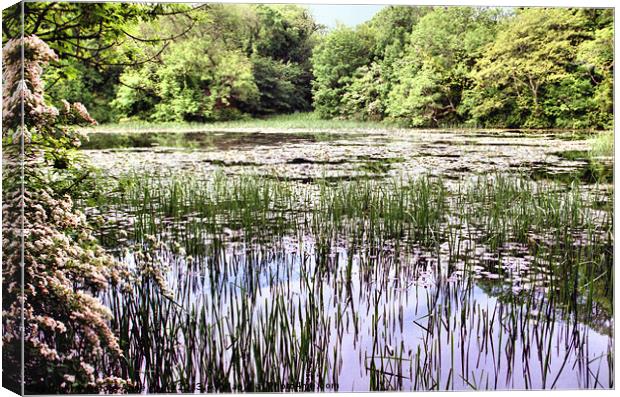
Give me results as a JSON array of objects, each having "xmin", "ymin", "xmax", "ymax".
[{"xmin": 3, "ymin": 3, "xmax": 614, "ymax": 129}]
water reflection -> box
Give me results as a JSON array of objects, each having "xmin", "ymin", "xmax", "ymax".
[{"xmin": 102, "ymin": 231, "xmax": 612, "ymax": 391}]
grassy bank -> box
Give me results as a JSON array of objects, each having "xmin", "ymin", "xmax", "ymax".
[
  {"xmin": 84, "ymin": 112, "xmax": 395, "ymax": 134},
  {"xmin": 83, "ymin": 112, "xmax": 613, "ymax": 139}
]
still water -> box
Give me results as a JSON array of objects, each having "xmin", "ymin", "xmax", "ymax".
[{"xmin": 82, "ymin": 128, "xmax": 613, "ymax": 391}]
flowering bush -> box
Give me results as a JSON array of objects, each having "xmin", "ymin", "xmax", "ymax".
[{"xmin": 2, "ymin": 35, "xmax": 129, "ymax": 393}]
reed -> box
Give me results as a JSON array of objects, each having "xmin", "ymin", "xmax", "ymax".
[{"xmin": 78, "ymin": 169, "xmax": 613, "ymax": 392}]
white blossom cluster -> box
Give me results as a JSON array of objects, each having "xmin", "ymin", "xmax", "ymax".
[{"xmin": 2, "ymin": 35, "xmax": 129, "ymax": 393}]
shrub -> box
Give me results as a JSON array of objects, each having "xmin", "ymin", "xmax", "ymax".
[{"xmin": 2, "ymin": 35, "xmax": 129, "ymax": 394}]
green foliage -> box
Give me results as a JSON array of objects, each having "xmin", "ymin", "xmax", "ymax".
[
  {"xmin": 388, "ymin": 62, "xmax": 446, "ymax": 127},
  {"xmin": 465, "ymin": 8, "xmax": 613, "ymax": 129},
  {"xmin": 112, "ymin": 66, "xmax": 160, "ymax": 121},
  {"xmin": 44, "ymin": 60, "xmax": 123, "ymax": 123},
  {"xmin": 360, "ymin": 6, "xmax": 432, "ymax": 118},
  {"xmin": 311, "ymin": 25, "xmax": 374, "ymax": 118},
  {"xmin": 252, "ymin": 5, "xmax": 318, "ymax": 64},
  {"xmin": 248, "ymin": 5, "xmax": 318, "ymax": 112},
  {"xmin": 313, "ymin": 6, "xmax": 612, "ymax": 130},
  {"xmin": 340, "ymin": 63, "xmax": 388, "ymax": 120},
  {"xmin": 151, "ymin": 38, "xmax": 258, "ymax": 122},
  {"xmin": 2, "ymin": 1, "xmax": 173, "ymax": 65},
  {"xmin": 386, "ymin": 7, "xmax": 500, "ymax": 126},
  {"xmin": 326, "ymin": 6, "xmax": 432, "ymax": 123},
  {"xmin": 2, "ymin": 2, "xmax": 186, "ymax": 123},
  {"xmin": 250, "ymin": 56, "xmax": 310, "ymax": 114},
  {"xmin": 576, "ymin": 21, "xmax": 614, "ymax": 128},
  {"xmin": 12, "ymin": 4, "xmax": 613, "ymax": 130},
  {"xmin": 363, "ymin": 5, "xmax": 431, "ymax": 59},
  {"xmin": 114, "ymin": 4, "xmax": 318, "ymax": 121}
]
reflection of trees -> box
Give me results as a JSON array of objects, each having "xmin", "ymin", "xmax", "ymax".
[{"xmin": 473, "ymin": 253, "xmax": 613, "ymax": 337}]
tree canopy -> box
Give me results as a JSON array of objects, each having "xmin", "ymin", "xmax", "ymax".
[
  {"xmin": 3, "ymin": 4, "xmax": 613, "ymax": 129},
  {"xmin": 464, "ymin": 8, "xmax": 613, "ymax": 128},
  {"xmin": 312, "ymin": 6, "xmax": 613, "ymax": 129}
]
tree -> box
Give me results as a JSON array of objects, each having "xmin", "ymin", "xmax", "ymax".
[
  {"xmin": 249, "ymin": 5, "xmax": 321, "ymax": 111},
  {"xmin": 113, "ymin": 4, "xmax": 318, "ymax": 121},
  {"xmin": 2, "ymin": 2, "xmax": 198, "ymax": 67},
  {"xmin": 340, "ymin": 63, "xmax": 388, "ymax": 120},
  {"xmin": 155, "ymin": 38, "xmax": 259, "ymax": 122},
  {"xmin": 575, "ymin": 12, "xmax": 614, "ymax": 128},
  {"xmin": 251, "ymin": 5, "xmax": 320, "ymax": 64},
  {"xmin": 2, "ymin": 2, "xmax": 204, "ymax": 123},
  {"xmin": 249, "ymin": 55, "xmax": 310, "ymax": 114},
  {"xmin": 311, "ymin": 25, "xmax": 374, "ymax": 118},
  {"xmin": 464, "ymin": 8, "xmax": 612, "ymax": 129},
  {"xmin": 387, "ymin": 7, "xmax": 500, "ymax": 126},
  {"xmin": 363, "ymin": 5, "xmax": 431, "ymax": 61}
]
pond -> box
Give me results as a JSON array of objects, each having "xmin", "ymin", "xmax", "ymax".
[
  {"xmin": 79, "ymin": 128, "xmax": 613, "ymax": 392},
  {"xmin": 82, "ymin": 128, "xmax": 612, "ymax": 183}
]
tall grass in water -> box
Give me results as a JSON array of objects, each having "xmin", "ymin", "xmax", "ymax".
[
  {"xmin": 589, "ymin": 130, "xmax": 614, "ymax": 158},
  {"xmin": 80, "ymin": 170, "xmax": 613, "ymax": 392}
]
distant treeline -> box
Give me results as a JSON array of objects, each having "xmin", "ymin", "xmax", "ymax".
[
  {"xmin": 3, "ymin": 3, "xmax": 320, "ymax": 123},
  {"xmin": 110, "ymin": 4, "xmax": 319, "ymax": 123},
  {"xmin": 4, "ymin": 4, "xmax": 613, "ymax": 129},
  {"xmin": 313, "ymin": 6, "xmax": 613, "ymax": 129}
]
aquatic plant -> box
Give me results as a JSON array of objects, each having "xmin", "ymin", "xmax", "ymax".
[
  {"xmin": 79, "ymin": 167, "xmax": 613, "ymax": 392},
  {"xmin": 590, "ymin": 130, "xmax": 613, "ymax": 158}
]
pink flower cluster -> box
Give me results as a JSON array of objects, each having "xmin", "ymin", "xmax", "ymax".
[
  {"xmin": 2, "ymin": 35, "xmax": 96, "ymax": 147},
  {"xmin": 2, "ymin": 36, "xmax": 130, "ymax": 393},
  {"xmin": 3, "ymin": 35, "xmax": 58, "ymax": 135}
]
